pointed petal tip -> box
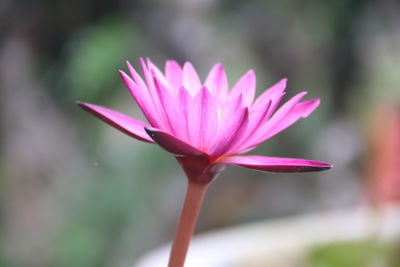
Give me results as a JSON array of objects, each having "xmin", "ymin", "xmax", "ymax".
[
  {"xmin": 144, "ymin": 127, "xmax": 206, "ymax": 156},
  {"xmin": 139, "ymin": 57, "xmax": 147, "ymax": 67},
  {"xmin": 308, "ymin": 162, "xmax": 332, "ymax": 172},
  {"xmin": 166, "ymin": 59, "xmax": 179, "ymax": 65},
  {"xmin": 146, "ymin": 57, "xmax": 156, "ymax": 67},
  {"xmin": 309, "ymin": 161, "xmax": 333, "ymax": 170},
  {"xmin": 276, "ymin": 77, "xmax": 288, "ymax": 86},
  {"xmin": 299, "ymin": 91, "xmax": 308, "ymax": 96},
  {"xmin": 119, "ymin": 70, "xmax": 135, "ymax": 85},
  {"xmin": 294, "ymin": 98, "xmax": 321, "ymax": 119},
  {"xmin": 118, "ymin": 70, "xmax": 133, "ymax": 85},
  {"xmin": 210, "ymin": 63, "xmax": 225, "ymax": 73},
  {"xmin": 76, "ymin": 101, "xmax": 90, "ymax": 110},
  {"xmin": 323, "ymin": 163, "xmax": 333, "ymax": 169},
  {"xmin": 239, "ymin": 69, "xmax": 256, "ymax": 81},
  {"xmin": 76, "ymin": 102, "xmax": 153, "ymax": 142},
  {"xmin": 183, "ymin": 61, "xmax": 192, "ymax": 68},
  {"xmin": 183, "ymin": 61, "xmax": 198, "ymax": 70},
  {"xmin": 76, "ymin": 101, "xmax": 88, "ymax": 111},
  {"xmin": 118, "ymin": 69, "xmax": 126, "ymax": 77},
  {"xmin": 280, "ymin": 78, "xmax": 288, "ymax": 88},
  {"xmin": 303, "ymin": 98, "xmax": 321, "ymax": 117},
  {"xmin": 125, "ymin": 60, "xmax": 133, "ymax": 68},
  {"xmin": 221, "ymin": 155, "xmax": 332, "ymax": 173}
]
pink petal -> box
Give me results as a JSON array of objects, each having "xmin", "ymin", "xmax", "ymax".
[
  {"xmin": 137, "ymin": 59, "xmax": 173, "ymax": 130},
  {"xmin": 118, "ymin": 70, "xmax": 160, "ymax": 127},
  {"xmin": 144, "ymin": 127, "xmax": 205, "ymax": 156},
  {"xmin": 219, "ymin": 92, "xmax": 245, "ymax": 119},
  {"xmin": 220, "ymin": 155, "xmax": 332, "ymax": 173},
  {"xmin": 262, "ymin": 91, "xmax": 308, "ymax": 131},
  {"xmin": 188, "ymin": 86, "xmax": 218, "ymax": 151},
  {"xmin": 262, "ymin": 98, "xmax": 320, "ymax": 140},
  {"xmin": 152, "ymin": 75, "xmax": 189, "ymax": 136},
  {"xmin": 210, "ymin": 102, "xmax": 249, "ymax": 157},
  {"xmin": 139, "ymin": 58, "xmax": 164, "ymax": 111},
  {"xmin": 230, "ymin": 70, "xmax": 256, "ymax": 106},
  {"xmin": 165, "ymin": 60, "xmax": 183, "ymax": 92},
  {"xmin": 245, "ymin": 91, "xmax": 308, "ymax": 148},
  {"xmin": 77, "ymin": 102, "xmax": 153, "ymax": 143},
  {"xmin": 182, "ymin": 62, "xmax": 202, "ymax": 96},
  {"xmin": 252, "ymin": 78, "xmax": 287, "ymax": 111},
  {"xmin": 138, "ymin": 59, "xmax": 168, "ymax": 114},
  {"xmin": 176, "ymin": 87, "xmax": 192, "ymax": 142},
  {"xmin": 228, "ymin": 99, "xmax": 272, "ymax": 154},
  {"xmin": 263, "ymin": 92, "xmax": 286, "ymax": 120},
  {"xmin": 204, "ymin": 63, "xmax": 228, "ymax": 100},
  {"xmin": 139, "ymin": 57, "xmax": 155, "ymax": 89},
  {"xmin": 152, "ymin": 76, "xmax": 177, "ymax": 132},
  {"xmin": 147, "ymin": 58, "xmax": 170, "ymax": 87},
  {"xmin": 126, "ymin": 61, "xmax": 148, "ymax": 91},
  {"xmin": 245, "ymin": 100, "xmax": 272, "ymax": 137}
]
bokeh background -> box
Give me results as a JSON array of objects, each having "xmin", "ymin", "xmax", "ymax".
[{"xmin": 1, "ymin": 0, "xmax": 399, "ymax": 266}]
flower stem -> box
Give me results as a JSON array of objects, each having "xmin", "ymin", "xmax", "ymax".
[{"xmin": 168, "ymin": 180, "xmax": 208, "ymax": 267}]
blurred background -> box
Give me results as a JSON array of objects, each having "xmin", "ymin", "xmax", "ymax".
[{"xmin": 0, "ymin": 0, "xmax": 399, "ymax": 266}]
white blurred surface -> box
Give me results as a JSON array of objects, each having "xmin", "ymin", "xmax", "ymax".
[{"xmin": 135, "ymin": 205, "xmax": 400, "ymax": 267}]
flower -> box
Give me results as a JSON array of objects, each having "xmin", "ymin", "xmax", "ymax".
[
  {"xmin": 78, "ymin": 58, "xmax": 332, "ymax": 267},
  {"xmin": 77, "ymin": 58, "xmax": 331, "ymax": 183}
]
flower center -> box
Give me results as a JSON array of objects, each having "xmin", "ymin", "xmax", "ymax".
[{"xmin": 217, "ymin": 108, "xmax": 222, "ymax": 120}]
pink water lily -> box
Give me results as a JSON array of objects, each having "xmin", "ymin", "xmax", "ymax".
[
  {"xmin": 78, "ymin": 58, "xmax": 331, "ymax": 183},
  {"xmin": 77, "ymin": 58, "xmax": 331, "ymax": 267}
]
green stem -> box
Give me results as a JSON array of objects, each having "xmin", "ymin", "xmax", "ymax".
[{"xmin": 167, "ymin": 180, "xmax": 208, "ymax": 267}]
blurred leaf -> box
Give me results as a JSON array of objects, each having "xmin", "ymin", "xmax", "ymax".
[
  {"xmin": 54, "ymin": 224, "xmax": 106, "ymax": 267},
  {"xmin": 307, "ymin": 240, "xmax": 392, "ymax": 267},
  {"xmin": 63, "ymin": 17, "xmax": 134, "ymax": 102}
]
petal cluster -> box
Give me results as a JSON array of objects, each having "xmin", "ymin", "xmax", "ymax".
[{"xmin": 78, "ymin": 59, "xmax": 331, "ymax": 182}]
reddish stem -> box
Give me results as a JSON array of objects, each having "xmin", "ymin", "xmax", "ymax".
[{"xmin": 168, "ymin": 180, "xmax": 208, "ymax": 267}]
